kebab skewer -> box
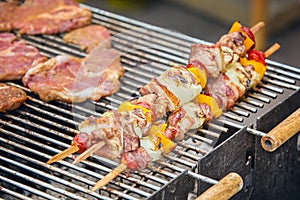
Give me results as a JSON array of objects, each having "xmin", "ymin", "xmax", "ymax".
[
  {"xmin": 47, "ymin": 23, "xmax": 272, "ymax": 192},
  {"xmin": 90, "ymin": 43, "xmax": 280, "ymax": 193},
  {"xmin": 46, "ymin": 21, "xmax": 263, "ymax": 164}
]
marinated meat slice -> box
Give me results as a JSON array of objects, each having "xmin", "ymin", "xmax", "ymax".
[
  {"xmin": 0, "ymin": 0, "xmax": 91, "ymax": 35},
  {"xmin": 22, "ymin": 48, "xmax": 124, "ymax": 103},
  {"xmin": 0, "ymin": 1, "xmax": 17, "ymax": 31},
  {"xmin": 0, "ymin": 33, "xmax": 47, "ymax": 81},
  {"xmin": 0, "ymin": 83, "xmax": 27, "ymax": 112},
  {"xmin": 63, "ymin": 25, "xmax": 111, "ymax": 53}
]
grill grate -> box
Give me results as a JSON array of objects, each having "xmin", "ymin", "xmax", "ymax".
[{"xmin": 1, "ymin": 3, "xmax": 300, "ymax": 199}]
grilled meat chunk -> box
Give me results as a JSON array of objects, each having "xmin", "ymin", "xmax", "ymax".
[
  {"xmin": 0, "ymin": 33, "xmax": 47, "ymax": 81},
  {"xmin": 166, "ymin": 101, "xmax": 209, "ymax": 140},
  {"xmin": 129, "ymin": 93, "xmax": 168, "ymax": 122},
  {"xmin": 204, "ymin": 74, "xmax": 240, "ymax": 110},
  {"xmin": 22, "ymin": 48, "xmax": 124, "ymax": 103},
  {"xmin": 63, "ymin": 25, "xmax": 111, "ymax": 53},
  {"xmin": 120, "ymin": 147, "xmax": 152, "ymax": 170},
  {"xmin": 217, "ymin": 31, "xmax": 247, "ymax": 57},
  {"xmin": 140, "ymin": 65, "xmax": 202, "ymax": 112},
  {"xmin": 0, "ymin": 0, "xmax": 91, "ymax": 35},
  {"xmin": 78, "ymin": 113, "xmax": 123, "ymax": 160},
  {"xmin": 0, "ymin": 83, "xmax": 27, "ymax": 112},
  {"xmin": 189, "ymin": 43, "xmax": 224, "ymax": 78}
]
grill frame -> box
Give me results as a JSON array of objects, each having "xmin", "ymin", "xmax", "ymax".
[{"xmin": 0, "ymin": 2, "xmax": 299, "ymax": 199}]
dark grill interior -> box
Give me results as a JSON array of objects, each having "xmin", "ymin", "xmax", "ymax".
[{"xmin": 0, "ymin": 3, "xmax": 299, "ymax": 200}]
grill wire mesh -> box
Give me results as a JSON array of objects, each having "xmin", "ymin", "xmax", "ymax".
[{"xmin": 0, "ymin": 3, "xmax": 300, "ymax": 200}]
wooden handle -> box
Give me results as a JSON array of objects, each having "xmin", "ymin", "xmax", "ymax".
[
  {"xmin": 261, "ymin": 108, "xmax": 300, "ymax": 152},
  {"xmin": 196, "ymin": 172, "xmax": 243, "ymax": 200}
]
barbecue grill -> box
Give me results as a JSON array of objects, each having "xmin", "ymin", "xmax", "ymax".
[{"xmin": 0, "ymin": 3, "xmax": 299, "ymax": 200}]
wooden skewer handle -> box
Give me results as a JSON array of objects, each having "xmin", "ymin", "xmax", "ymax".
[
  {"xmin": 196, "ymin": 172, "xmax": 243, "ymax": 200},
  {"xmin": 261, "ymin": 108, "xmax": 300, "ymax": 152}
]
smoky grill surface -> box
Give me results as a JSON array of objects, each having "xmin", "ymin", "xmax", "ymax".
[{"xmin": 0, "ymin": 3, "xmax": 300, "ymax": 200}]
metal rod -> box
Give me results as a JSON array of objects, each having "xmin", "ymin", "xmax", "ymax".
[
  {"xmin": 187, "ymin": 171, "xmax": 218, "ymax": 185},
  {"xmin": 247, "ymin": 93, "xmax": 271, "ymax": 103}
]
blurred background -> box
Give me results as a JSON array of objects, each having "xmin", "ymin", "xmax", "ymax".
[{"xmin": 83, "ymin": 0, "xmax": 299, "ymax": 68}]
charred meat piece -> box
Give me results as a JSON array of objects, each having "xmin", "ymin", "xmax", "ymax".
[
  {"xmin": 0, "ymin": 33, "xmax": 47, "ymax": 81},
  {"xmin": 0, "ymin": 0, "xmax": 91, "ymax": 35},
  {"xmin": 0, "ymin": 83, "xmax": 27, "ymax": 112},
  {"xmin": 63, "ymin": 25, "xmax": 111, "ymax": 53},
  {"xmin": 22, "ymin": 48, "xmax": 124, "ymax": 103}
]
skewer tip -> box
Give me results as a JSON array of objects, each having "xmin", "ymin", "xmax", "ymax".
[
  {"xmin": 250, "ymin": 21, "xmax": 265, "ymax": 33},
  {"xmin": 264, "ymin": 43, "xmax": 281, "ymax": 58},
  {"xmin": 46, "ymin": 145, "xmax": 79, "ymax": 164},
  {"xmin": 72, "ymin": 141, "xmax": 105, "ymax": 164},
  {"xmin": 89, "ymin": 163, "xmax": 127, "ymax": 193}
]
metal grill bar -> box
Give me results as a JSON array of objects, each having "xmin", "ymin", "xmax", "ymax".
[
  {"xmin": 0, "ymin": 186, "xmax": 33, "ymax": 200},
  {"xmin": 0, "ymin": 174, "xmax": 61, "ymax": 200}
]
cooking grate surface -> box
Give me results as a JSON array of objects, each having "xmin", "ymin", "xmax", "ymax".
[{"xmin": 0, "ymin": 3, "xmax": 300, "ymax": 200}]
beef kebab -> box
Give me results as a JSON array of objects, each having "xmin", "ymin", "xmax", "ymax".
[
  {"xmin": 89, "ymin": 43, "xmax": 280, "ymax": 193},
  {"xmin": 0, "ymin": 0, "xmax": 92, "ymax": 35},
  {"xmin": 46, "ymin": 21, "xmax": 264, "ymax": 169},
  {"xmin": 46, "ymin": 21, "xmax": 262, "ymax": 163}
]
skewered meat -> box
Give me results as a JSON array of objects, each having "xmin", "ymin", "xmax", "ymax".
[
  {"xmin": 0, "ymin": 32, "xmax": 47, "ymax": 81},
  {"xmin": 0, "ymin": 83, "xmax": 27, "ymax": 112},
  {"xmin": 47, "ymin": 22, "xmax": 270, "ymax": 175},
  {"xmin": 78, "ymin": 112, "xmax": 124, "ymax": 160},
  {"xmin": 140, "ymin": 64, "xmax": 203, "ymax": 112},
  {"xmin": 166, "ymin": 101, "xmax": 211, "ymax": 140},
  {"xmin": 0, "ymin": 0, "xmax": 91, "ymax": 35},
  {"xmin": 63, "ymin": 25, "xmax": 111, "ymax": 53},
  {"xmin": 217, "ymin": 31, "xmax": 247, "ymax": 57},
  {"xmin": 120, "ymin": 147, "xmax": 152, "ymax": 170},
  {"xmin": 189, "ymin": 43, "xmax": 224, "ymax": 78},
  {"xmin": 22, "ymin": 48, "xmax": 124, "ymax": 103}
]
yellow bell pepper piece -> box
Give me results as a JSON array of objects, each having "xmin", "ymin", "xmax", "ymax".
[
  {"xmin": 187, "ymin": 66, "xmax": 207, "ymax": 88},
  {"xmin": 148, "ymin": 123, "xmax": 167, "ymax": 136},
  {"xmin": 229, "ymin": 21, "xmax": 254, "ymax": 51},
  {"xmin": 240, "ymin": 57, "xmax": 266, "ymax": 81},
  {"xmin": 118, "ymin": 102, "xmax": 152, "ymax": 122},
  {"xmin": 156, "ymin": 132, "xmax": 176, "ymax": 154},
  {"xmin": 148, "ymin": 122, "xmax": 175, "ymax": 154},
  {"xmin": 196, "ymin": 94, "xmax": 222, "ymax": 118}
]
